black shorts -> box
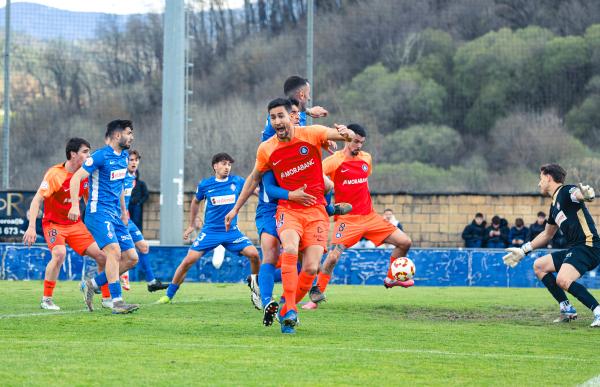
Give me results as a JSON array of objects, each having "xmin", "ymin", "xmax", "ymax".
[{"xmin": 551, "ymin": 245, "xmax": 600, "ymax": 275}]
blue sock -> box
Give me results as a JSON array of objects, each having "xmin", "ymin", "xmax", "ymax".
[
  {"xmin": 108, "ymin": 281, "xmax": 122, "ymax": 300},
  {"xmin": 138, "ymin": 251, "xmax": 155, "ymax": 282},
  {"xmin": 273, "ymin": 268, "xmax": 282, "ymax": 283},
  {"xmin": 166, "ymin": 283, "xmax": 180, "ymax": 299},
  {"xmin": 259, "ymin": 263, "xmax": 276, "ymax": 307},
  {"xmin": 94, "ymin": 271, "xmax": 108, "ymax": 287},
  {"xmin": 325, "ymin": 191, "xmax": 334, "ymax": 216}
]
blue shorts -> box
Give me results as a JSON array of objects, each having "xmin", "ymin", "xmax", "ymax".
[
  {"xmin": 85, "ymin": 212, "xmax": 135, "ymax": 251},
  {"xmin": 190, "ymin": 227, "xmax": 253, "ymax": 254},
  {"xmin": 255, "ymin": 210, "xmax": 278, "ymax": 238},
  {"xmin": 127, "ymin": 220, "xmax": 144, "ymax": 243}
]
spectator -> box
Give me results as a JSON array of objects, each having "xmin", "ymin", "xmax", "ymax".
[
  {"xmin": 508, "ymin": 218, "xmax": 528, "ymax": 247},
  {"xmin": 485, "ymin": 215, "xmax": 508, "ymax": 248},
  {"xmin": 379, "ymin": 208, "xmax": 403, "ymax": 249},
  {"xmin": 461, "ymin": 212, "xmax": 486, "ymax": 248},
  {"xmin": 528, "ymin": 211, "xmax": 546, "ymax": 241},
  {"xmin": 129, "ymin": 170, "xmax": 149, "ymax": 232}
]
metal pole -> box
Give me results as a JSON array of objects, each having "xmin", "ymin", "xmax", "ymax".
[
  {"xmin": 2, "ymin": 0, "xmax": 11, "ymax": 189},
  {"xmin": 306, "ymin": 0, "xmax": 314, "ymax": 125},
  {"xmin": 159, "ymin": 0, "xmax": 185, "ymax": 244}
]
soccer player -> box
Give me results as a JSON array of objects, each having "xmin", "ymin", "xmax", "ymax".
[
  {"xmin": 23, "ymin": 138, "xmax": 108, "ymax": 311},
  {"xmin": 118, "ymin": 149, "xmax": 168, "ymax": 293},
  {"xmin": 225, "ymin": 98, "xmax": 355, "ymax": 334},
  {"xmin": 156, "ymin": 153, "xmax": 261, "ymax": 307},
  {"xmin": 68, "ymin": 120, "xmax": 139, "ymax": 314},
  {"xmin": 299, "ymin": 124, "xmax": 412, "ymax": 309},
  {"xmin": 502, "ymin": 164, "xmax": 600, "ymax": 327}
]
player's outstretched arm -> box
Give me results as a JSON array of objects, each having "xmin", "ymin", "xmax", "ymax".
[
  {"xmin": 326, "ymin": 124, "xmax": 355, "ymax": 143},
  {"xmin": 575, "ymin": 183, "xmax": 595, "ymax": 202},
  {"xmin": 183, "ymin": 197, "xmax": 201, "ymax": 241},
  {"xmin": 23, "ymin": 193, "xmax": 44, "ymax": 247},
  {"xmin": 225, "ymin": 167, "xmax": 264, "ymax": 231},
  {"xmin": 68, "ymin": 168, "xmax": 89, "ymax": 221},
  {"xmin": 306, "ymin": 106, "xmax": 328, "ymax": 118},
  {"xmin": 502, "ymin": 223, "xmax": 558, "ymax": 267}
]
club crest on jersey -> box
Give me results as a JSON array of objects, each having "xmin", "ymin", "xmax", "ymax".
[
  {"xmin": 230, "ymin": 184, "xmax": 236, "ymax": 191},
  {"xmin": 84, "ymin": 157, "xmax": 93, "ymax": 167},
  {"xmin": 362, "ymin": 164, "xmax": 368, "ymax": 172},
  {"xmin": 299, "ymin": 146, "xmax": 309, "ymax": 155},
  {"xmin": 556, "ymin": 202, "xmax": 561, "ymax": 211}
]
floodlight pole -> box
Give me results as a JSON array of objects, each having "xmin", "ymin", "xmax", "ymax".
[
  {"xmin": 306, "ymin": 0, "xmax": 314, "ymax": 125},
  {"xmin": 2, "ymin": 0, "xmax": 11, "ymax": 189}
]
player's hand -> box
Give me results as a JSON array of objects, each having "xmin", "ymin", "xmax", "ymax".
[
  {"xmin": 502, "ymin": 247, "xmax": 525, "ymax": 268},
  {"xmin": 183, "ymin": 226, "xmax": 195, "ymax": 241},
  {"xmin": 326, "ymin": 140, "xmax": 337, "ymax": 154},
  {"xmin": 67, "ymin": 205, "xmax": 80, "ymax": 221},
  {"xmin": 334, "ymin": 123, "xmax": 354, "ymax": 141},
  {"xmin": 288, "ymin": 184, "xmax": 317, "ymax": 206},
  {"xmin": 224, "ymin": 209, "xmax": 238, "ymax": 232},
  {"xmin": 23, "ymin": 227, "xmax": 38, "ymax": 247},
  {"xmin": 308, "ymin": 106, "xmax": 328, "ymax": 118},
  {"xmin": 579, "ymin": 183, "xmax": 595, "ymax": 202}
]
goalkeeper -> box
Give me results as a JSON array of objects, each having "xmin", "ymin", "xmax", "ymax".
[{"xmin": 503, "ymin": 164, "xmax": 600, "ymax": 327}]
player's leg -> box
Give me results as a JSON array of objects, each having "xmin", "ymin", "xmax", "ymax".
[
  {"xmin": 533, "ymin": 252, "xmax": 574, "ymax": 322},
  {"xmin": 303, "ymin": 246, "xmax": 344, "ymax": 309},
  {"xmin": 259, "ymin": 232, "xmax": 279, "ymax": 310},
  {"xmin": 157, "ymin": 249, "xmax": 205, "ymax": 304},
  {"xmin": 134, "ymin": 239, "xmax": 168, "ymax": 292},
  {"xmin": 296, "ymin": 244, "xmax": 325, "ymax": 304},
  {"xmin": 80, "ymin": 241, "xmax": 114, "ymax": 308},
  {"xmin": 40, "ymin": 245, "xmax": 67, "ymax": 310},
  {"xmin": 239, "ymin": 244, "xmax": 262, "ymax": 309}
]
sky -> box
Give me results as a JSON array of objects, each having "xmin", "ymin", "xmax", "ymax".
[{"xmin": 0, "ymin": 0, "xmax": 245, "ymax": 14}]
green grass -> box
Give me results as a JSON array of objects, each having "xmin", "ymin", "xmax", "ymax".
[{"xmin": 0, "ymin": 282, "xmax": 599, "ymax": 386}]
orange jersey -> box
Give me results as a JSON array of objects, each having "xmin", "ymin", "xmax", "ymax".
[
  {"xmin": 255, "ymin": 125, "xmax": 329, "ymax": 210},
  {"xmin": 38, "ymin": 163, "xmax": 89, "ymax": 225},
  {"xmin": 322, "ymin": 150, "xmax": 373, "ymax": 215}
]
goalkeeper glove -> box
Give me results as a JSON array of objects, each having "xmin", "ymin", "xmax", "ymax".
[
  {"xmin": 578, "ymin": 183, "xmax": 595, "ymax": 202},
  {"xmin": 502, "ymin": 242, "xmax": 532, "ymax": 268}
]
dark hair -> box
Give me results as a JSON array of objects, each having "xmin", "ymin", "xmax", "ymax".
[
  {"xmin": 515, "ymin": 218, "xmax": 524, "ymax": 227},
  {"xmin": 540, "ymin": 163, "xmax": 566, "ymax": 184},
  {"xmin": 65, "ymin": 137, "xmax": 91, "ymax": 160},
  {"xmin": 347, "ymin": 123, "xmax": 366, "ymax": 138},
  {"xmin": 267, "ymin": 98, "xmax": 292, "ymax": 113},
  {"xmin": 475, "ymin": 213, "xmax": 483, "ymax": 218},
  {"xmin": 288, "ymin": 97, "xmax": 300, "ymax": 108},
  {"xmin": 283, "ymin": 76, "xmax": 308, "ymax": 97},
  {"xmin": 105, "ymin": 119, "xmax": 133, "ymax": 139},
  {"xmin": 211, "ymin": 152, "xmax": 234, "ymax": 168},
  {"xmin": 491, "ymin": 215, "xmax": 501, "ymax": 225},
  {"xmin": 129, "ymin": 149, "xmax": 141, "ymax": 159},
  {"xmin": 537, "ymin": 211, "xmax": 546, "ymax": 217},
  {"xmin": 384, "ymin": 208, "xmax": 393, "ymax": 213}
]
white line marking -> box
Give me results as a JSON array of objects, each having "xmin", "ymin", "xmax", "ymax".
[{"xmin": 580, "ymin": 375, "xmax": 600, "ymax": 387}]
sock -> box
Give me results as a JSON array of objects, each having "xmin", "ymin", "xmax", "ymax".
[
  {"xmin": 386, "ymin": 256, "xmax": 396, "ymax": 280},
  {"xmin": 100, "ymin": 283, "xmax": 111, "ymax": 298},
  {"xmin": 94, "ymin": 271, "xmax": 108, "ymax": 287},
  {"xmin": 295, "ymin": 271, "xmax": 316, "ymax": 303},
  {"xmin": 567, "ymin": 282, "xmax": 600, "ymax": 311},
  {"xmin": 108, "ymin": 281, "xmax": 122, "ymax": 302},
  {"xmin": 594, "ymin": 306, "xmax": 600, "ymax": 316},
  {"xmin": 279, "ymin": 252, "xmax": 299, "ymax": 315},
  {"xmin": 325, "ymin": 191, "xmax": 334, "ymax": 216},
  {"xmin": 138, "ymin": 251, "xmax": 155, "ymax": 282},
  {"xmin": 43, "ymin": 280, "xmax": 56, "ymax": 298},
  {"xmin": 259, "ymin": 263, "xmax": 276, "ymax": 307},
  {"xmin": 317, "ymin": 273, "xmax": 332, "ymax": 293},
  {"xmin": 541, "ymin": 273, "xmax": 568, "ymax": 303},
  {"xmin": 166, "ymin": 283, "xmax": 180, "ymax": 299},
  {"xmin": 273, "ymin": 269, "xmax": 282, "ymax": 283}
]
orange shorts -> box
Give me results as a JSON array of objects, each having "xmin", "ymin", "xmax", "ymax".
[
  {"xmin": 42, "ymin": 221, "xmax": 96, "ymax": 256},
  {"xmin": 276, "ymin": 206, "xmax": 329, "ymax": 251},
  {"xmin": 332, "ymin": 212, "xmax": 398, "ymax": 248}
]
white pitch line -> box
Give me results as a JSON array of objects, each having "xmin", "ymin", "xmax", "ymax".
[{"xmin": 580, "ymin": 375, "xmax": 600, "ymax": 387}]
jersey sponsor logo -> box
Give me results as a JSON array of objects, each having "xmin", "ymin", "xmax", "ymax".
[
  {"xmin": 232, "ymin": 236, "xmax": 249, "ymax": 244},
  {"xmin": 120, "ymin": 234, "xmax": 132, "ymax": 241},
  {"xmin": 362, "ymin": 164, "xmax": 368, "ymax": 172},
  {"xmin": 299, "ymin": 146, "xmax": 309, "ymax": 155},
  {"xmin": 280, "ymin": 159, "xmax": 315, "ymax": 179},
  {"xmin": 110, "ymin": 168, "xmax": 127, "ymax": 181},
  {"xmin": 342, "ymin": 177, "xmax": 368, "ymax": 185},
  {"xmin": 210, "ymin": 194, "xmax": 236, "ymax": 206},
  {"xmin": 555, "ymin": 210, "xmax": 567, "ymax": 227},
  {"xmin": 40, "ymin": 181, "xmax": 49, "ymax": 190},
  {"xmin": 84, "ymin": 157, "xmax": 93, "ymax": 167}
]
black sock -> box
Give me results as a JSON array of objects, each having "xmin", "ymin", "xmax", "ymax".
[
  {"xmin": 541, "ymin": 273, "xmax": 568, "ymax": 303},
  {"xmin": 567, "ymin": 282, "xmax": 600, "ymax": 311}
]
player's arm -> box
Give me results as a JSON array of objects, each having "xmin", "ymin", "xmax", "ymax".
[
  {"xmin": 68, "ymin": 168, "xmax": 89, "ymax": 221},
  {"xmin": 573, "ymin": 183, "xmax": 595, "ymax": 202},
  {"xmin": 120, "ymin": 189, "xmax": 128, "ymax": 226},
  {"xmin": 225, "ymin": 167, "xmax": 264, "ymax": 231},
  {"xmin": 263, "ymin": 170, "xmax": 316, "ymax": 206},
  {"xmin": 502, "ymin": 223, "xmax": 558, "ymax": 268},
  {"xmin": 325, "ymin": 124, "xmax": 355, "ymax": 142},
  {"xmin": 23, "ymin": 193, "xmax": 44, "ymax": 246},
  {"xmin": 183, "ymin": 197, "xmax": 202, "ymax": 241}
]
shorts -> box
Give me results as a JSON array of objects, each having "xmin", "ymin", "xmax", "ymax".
[
  {"xmin": 275, "ymin": 206, "xmax": 328, "ymax": 251},
  {"xmin": 332, "ymin": 212, "xmax": 399, "ymax": 248},
  {"xmin": 127, "ymin": 220, "xmax": 144, "ymax": 244},
  {"xmin": 190, "ymin": 226, "xmax": 253, "ymax": 254},
  {"xmin": 256, "ymin": 210, "xmax": 278, "ymax": 239},
  {"xmin": 84, "ymin": 212, "xmax": 135, "ymax": 251},
  {"xmin": 42, "ymin": 220, "xmax": 96, "ymax": 256},
  {"xmin": 552, "ymin": 245, "xmax": 600, "ymax": 276}
]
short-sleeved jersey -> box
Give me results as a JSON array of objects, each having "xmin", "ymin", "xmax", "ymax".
[
  {"xmin": 261, "ymin": 111, "xmax": 307, "ymax": 142},
  {"xmin": 255, "ymin": 125, "xmax": 328, "ymax": 210},
  {"xmin": 195, "ymin": 175, "xmax": 245, "ymax": 232},
  {"xmin": 323, "ymin": 151, "xmax": 373, "ymax": 215},
  {"xmin": 547, "ymin": 184, "xmax": 600, "ymax": 248},
  {"xmin": 122, "ymin": 171, "xmax": 136, "ymax": 209},
  {"xmin": 38, "ymin": 163, "xmax": 89, "ymax": 225},
  {"xmin": 83, "ymin": 145, "xmax": 129, "ymax": 216}
]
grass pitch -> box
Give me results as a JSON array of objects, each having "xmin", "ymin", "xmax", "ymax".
[{"xmin": 0, "ymin": 281, "xmax": 598, "ymax": 386}]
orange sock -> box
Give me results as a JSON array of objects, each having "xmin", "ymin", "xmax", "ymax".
[
  {"xmin": 295, "ymin": 271, "xmax": 316, "ymax": 303},
  {"xmin": 317, "ymin": 273, "xmax": 331, "ymax": 293},
  {"xmin": 100, "ymin": 283, "xmax": 111, "ymax": 298},
  {"xmin": 279, "ymin": 252, "xmax": 299, "ymax": 315},
  {"xmin": 386, "ymin": 256, "xmax": 397, "ymax": 280},
  {"xmin": 43, "ymin": 280, "xmax": 56, "ymax": 297}
]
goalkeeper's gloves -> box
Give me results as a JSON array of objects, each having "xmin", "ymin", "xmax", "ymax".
[
  {"xmin": 502, "ymin": 242, "xmax": 532, "ymax": 268},
  {"xmin": 578, "ymin": 183, "xmax": 595, "ymax": 202}
]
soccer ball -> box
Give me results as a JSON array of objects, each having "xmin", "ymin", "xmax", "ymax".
[{"xmin": 390, "ymin": 257, "xmax": 415, "ymax": 282}]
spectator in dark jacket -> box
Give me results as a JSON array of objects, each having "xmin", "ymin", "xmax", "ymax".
[
  {"xmin": 528, "ymin": 211, "xmax": 547, "ymax": 242},
  {"xmin": 129, "ymin": 171, "xmax": 149, "ymax": 232},
  {"xmin": 508, "ymin": 218, "xmax": 528, "ymax": 247},
  {"xmin": 485, "ymin": 215, "xmax": 509, "ymax": 248},
  {"xmin": 461, "ymin": 213, "xmax": 486, "ymax": 248}
]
